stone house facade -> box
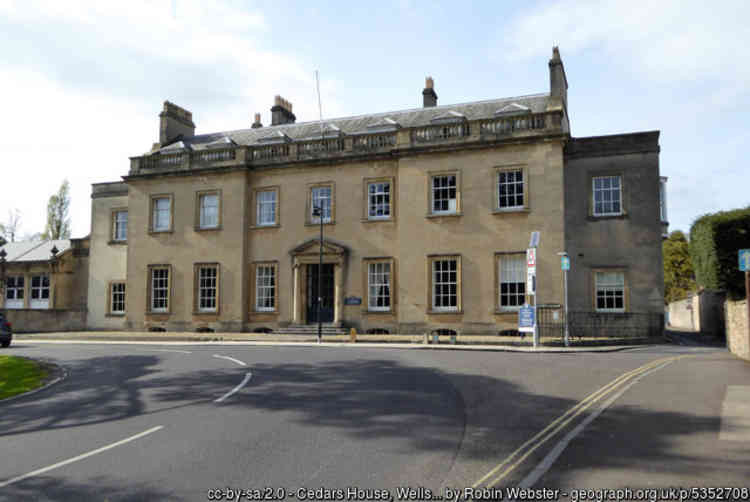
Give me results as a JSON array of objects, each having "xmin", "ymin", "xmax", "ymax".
[
  {"xmin": 0, "ymin": 238, "xmax": 89, "ymax": 332},
  {"xmin": 87, "ymin": 47, "xmax": 667, "ymax": 335}
]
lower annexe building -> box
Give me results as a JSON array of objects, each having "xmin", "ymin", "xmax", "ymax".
[{"xmin": 87, "ymin": 48, "xmax": 668, "ymax": 335}]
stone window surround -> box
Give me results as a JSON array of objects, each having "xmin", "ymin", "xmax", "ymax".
[
  {"xmin": 2, "ymin": 272, "xmax": 55, "ymax": 309},
  {"xmin": 362, "ymin": 177, "xmax": 396, "ymax": 222},
  {"xmin": 149, "ymin": 193, "xmax": 175, "ymax": 233},
  {"xmin": 426, "ymin": 254, "xmax": 463, "ymax": 314},
  {"xmin": 493, "ymin": 165, "xmax": 530, "ymax": 213},
  {"xmin": 588, "ymin": 171, "xmax": 628, "ymax": 219},
  {"xmin": 109, "ymin": 208, "xmax": 128, "ymax": 244},
  {"xmin": 362, "ymin": 257, "xmax": 397, "ymax": 315},
  {"xmin": 106, "ymin": 280, "xmax": 126, "ymax": 317},
  {"xmin": 494, "ymin": 251, "xmax": 527, "ymax": 312},
  {"xmin": 591, "ymin": 266, "xmax": 629, "ymax": 313},
  {"xmin": 194, "ymin": 189, "xmax": 222, "ymax": 231},
  {"xmin": 306, "ymin": 181, "xmax": 336, "ymax": 226},
  {"xmin": 251, "ymin": 186, "xmax": 281, "ymax": 229},
  {"xmin": 426, "ymin": 170, "xmax": 462, "ymax": 218},
  {"xmin": 193, "ymin": 262, "xmax": 220, "ymax": 314},
  {"xmin": 250, "ymin": 261, "xmax": 279, "ymax": 314},
  {"xmin": 147, "ymin": 264, "xmax": 172, "ymax": 314}
]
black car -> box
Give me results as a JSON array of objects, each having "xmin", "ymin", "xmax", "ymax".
[{"xmin": 0, "ymin": 312, "xmax": 12, "ymax": 348}]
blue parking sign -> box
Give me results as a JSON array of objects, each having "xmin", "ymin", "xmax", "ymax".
[
  {"xmin": 561, "ymin": 256, "xmax": 570, "ymax": 271},
  {"xmin": 740, "ymin": 249, "xmax": 750, "ymax": 271},
  {"xmin": 519, "ymin": 304, "xmax": 535, "ymax": 333}
]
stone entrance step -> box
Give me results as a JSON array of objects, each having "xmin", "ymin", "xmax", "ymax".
[{"xmin": 273, "ymin": 324, "xmax": 348, "ymax": 336}]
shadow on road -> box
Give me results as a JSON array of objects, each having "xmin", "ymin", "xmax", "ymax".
[
  {"xmin": 0, "ymin": 352, "xmax": 735, "ymax": 488},
  {"xmin": 2, "ymin": 475, "xmax": 176, "ymax": 501}
]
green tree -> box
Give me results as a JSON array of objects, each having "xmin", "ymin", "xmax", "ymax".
[
  {"xmin": 663, "ymin": 230, "xmax": 696, "ymax": 303},
  {"xmin": 0, "ymin": 208, "xmax": 22, "ymax": 243},
  {"xmin": 42, "ymin": 179, "xmax": 72, "ymax": 240}
]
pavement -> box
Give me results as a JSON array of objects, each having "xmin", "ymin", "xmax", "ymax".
[
  {"xmin": 13, "ymin": 330, "xmax": 664, "ymax": 352},
  {"xmin": 1, "ymin": 337, "xmax": 746, "ymax": 501}
]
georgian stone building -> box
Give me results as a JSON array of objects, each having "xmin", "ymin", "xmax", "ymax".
[{"xmin": 87, "ymin": 48, "xmax": 667, "ymax": 335}]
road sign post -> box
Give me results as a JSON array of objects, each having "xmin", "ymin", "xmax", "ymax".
[
  {"xmin": 740, "ymin": 250, "xmax": 750, "ymax": 344},
  {"xmin": 527, "ymin": 231, "xmax": 540, "ymax": 348},
  {"xmin": 559, "ymin": 253, "xmax": 570, "ymax": 347}
]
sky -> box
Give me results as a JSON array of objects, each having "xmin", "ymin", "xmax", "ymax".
[{"xmin": 1, "ymin": 0, "xmax": 748, "ymax": 239}]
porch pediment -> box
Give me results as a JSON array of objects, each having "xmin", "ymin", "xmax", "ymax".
[{"xmin": 289, "ymin": 238, "xmax": 348, "ymax": 257}]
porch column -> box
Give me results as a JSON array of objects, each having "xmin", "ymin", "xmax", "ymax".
[
  {"xmin": 292, "ymin": 264, "xmax": 300, "ymax": 324},
  {"xmin": 334, "ymin": 262, "xmax": 343, "ymax": 326}
]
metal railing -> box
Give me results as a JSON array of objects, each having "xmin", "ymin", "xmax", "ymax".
[{"xmin": 537, "ymin": 307, "xmax": 664, "ymax": 342}]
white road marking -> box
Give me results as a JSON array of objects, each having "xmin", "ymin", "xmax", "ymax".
[
  {"xmin": 214, "ymin": 372, "xmax": 253, "ymax": 403},
  {"xmin": 136, "ymin": 348, "xmax": 192, "ymax": 354},
  {"xmin": 515, "ymin": 359, "xmax": 677, "ymax": 491},
  {"xmin": 719, "ymin": 385, "xmax": 750, "ymax": 441},
  {"xmin": 0, "ymin": 425, "xmax": 164, "ymax": 488},
  {"xmin": 212, "ymin": 354, "xmax": 247, "ymax": 366}
]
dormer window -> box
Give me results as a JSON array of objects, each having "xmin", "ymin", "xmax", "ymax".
[
  {"xmin": 494, "ymin": 103, "xmax": 531, "ymax": 116},
  {"xmin": 257, "ymin": 131, "xmax": 291, "ymax": 144}
]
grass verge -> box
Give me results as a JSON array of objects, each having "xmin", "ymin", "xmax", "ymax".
[{"xmin": 0, "ymin": 355, "xmax": 50, "ymax": 400}]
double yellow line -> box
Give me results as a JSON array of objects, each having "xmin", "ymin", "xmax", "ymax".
[{"xmin": 471, "ymin": 355, "xmax": 691, "ymax": 489}]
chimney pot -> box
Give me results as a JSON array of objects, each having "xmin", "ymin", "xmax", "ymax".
[
  {"xmin": 271, "ymin": 95, "xmax": 296, "ymax": 125},
  {"xmin": 252, "ymin": 112, "xmax": 263, "ymax": 129}
]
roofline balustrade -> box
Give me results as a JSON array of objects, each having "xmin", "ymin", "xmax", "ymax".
[{"xmin": 128, "ymin": 111, "xmax": 564, "ymax": 176}]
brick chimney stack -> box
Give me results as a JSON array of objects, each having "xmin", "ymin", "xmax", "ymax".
[
  {"xmin": 159, "ymin": 101, "xmax": 195, "ymax": 145},
  {"xmin": 251, "ymin": 112, "xmax": 263, "ymax": 129},
  {"xmin": 549, "ymin": 46, "xmax": 568, "ymax": 112},
  {"xmin": 271, "ymin": 96, "xmax": 296, "ymax": 126},
  {"xmin": 422, "ymin": 76, "xmax": 438, "ymax": 107}
]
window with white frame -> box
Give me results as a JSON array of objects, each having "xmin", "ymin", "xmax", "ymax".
[
  {"xmin": 199, "ymin": 193, "xmax": 219, "ymax": 229},
  {"xmin": 659, "ymin": 177, "xmax": 668, "ymax": 223},
  {"xmin": 150, "ymin": 267, "xmax": 169, "ymax": 312},
  {"xmin": 5, "ymin": 276, "xmax": 24, "ymax": 308},
  {"xmin": 368, "ymin": 181, "xmax": 391, "ymax": 219},
  {"xmin": 368, "ymin": 262, "xmax": 391, "ymax": 310},
  {"xmin": 255, "ymin": 265, "xmax": 276, "ymax": 311},
  {"xmin": 499, "ymin": 254, "xmax": 526, "ymax": 309},
  {"xmin": 432, "ymin": 259, "xmax": 458, "ymax": 310},
  {"xmin": 311, "ymin": 186, "xmax": 332, "ymax": 223},
  {"xmin": 498, "ymin": 170, "xmax": 524, "ymax": 209},
  {"xmin": 110, "ymin": 283, "xmax": 126, "ymax": 314},
  {"xmin": 152, "ymin": 197, "xmax": 171, "ymax": 231},
  {"xmin": 113, "ymin": 210, "xmax": 128, "ymax": 241},
  {"xmin": 30, "ymin": 274, "xmax": 50, "ymax": 308},
  {"xmin": 198, "ymin": 265, "xmax": 218, "ymax": 312},
  {"xmin": 431, "ymin": 175, "xmax": 457, "ymax": 214},
  {"xmin": 257, "ymin": 190, "xmax": 277, "ymax": 226},
  {"xmin": 592, "ymin": 176, "xmax": 622, "ymax": 216},
  {"xmin": 595, "ymin": 271, "xmax": 625, "ymax": 312}
]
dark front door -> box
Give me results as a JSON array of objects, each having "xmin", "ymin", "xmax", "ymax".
[{"xmin": 307, "ymin": 264, "xmax": 334, "ymax": 323}]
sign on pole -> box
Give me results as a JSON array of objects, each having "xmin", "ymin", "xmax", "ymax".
[
  {"xmin": 739, "ymin": 249, "xmax": 750, "ymax": 271},
  {"xmin": 519, "ymin": 304, "xmax": 535, "ymax": 333},
  {"xmin": 561, "ymin": 255, "xmax": 570, "ymax": 271},
  {"xmin": 526, "ymin": 248, "xmax": 536, "ymax": 271}
]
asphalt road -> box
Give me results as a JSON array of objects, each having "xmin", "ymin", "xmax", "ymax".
[{"xmin": 0, "ymin": 342, "xmax": 747, "ymax": 501}]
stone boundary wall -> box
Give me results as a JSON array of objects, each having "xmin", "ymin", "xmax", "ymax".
[
  {"xmin": 2, "ymin": 309, "xmax": 87, "ymax": 333},
  {"xmin": 725, "ymin": 299, "xmax": 749, "ymax": 360}
]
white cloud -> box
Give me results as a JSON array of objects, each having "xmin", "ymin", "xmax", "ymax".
[
  {"xmin": 0, "ymin": 0, "xmax": 346, "ymax": 238},
  {"xmin": 499, "ymin": 0, "xmax": 750, "ymax": 89}
]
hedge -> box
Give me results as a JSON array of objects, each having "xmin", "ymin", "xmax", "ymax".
[{"xmin": 689, "ymin": 206, "xmax": 750, "ymax": 300}]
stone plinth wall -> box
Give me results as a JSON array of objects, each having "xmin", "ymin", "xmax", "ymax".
[
  {"xmin": 2, "ymin": 309, "xmax": 87, "ymax": 333},
  {"xmin": 725, "ymin": 300, "xmax": 749, "ymax": 360}
]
